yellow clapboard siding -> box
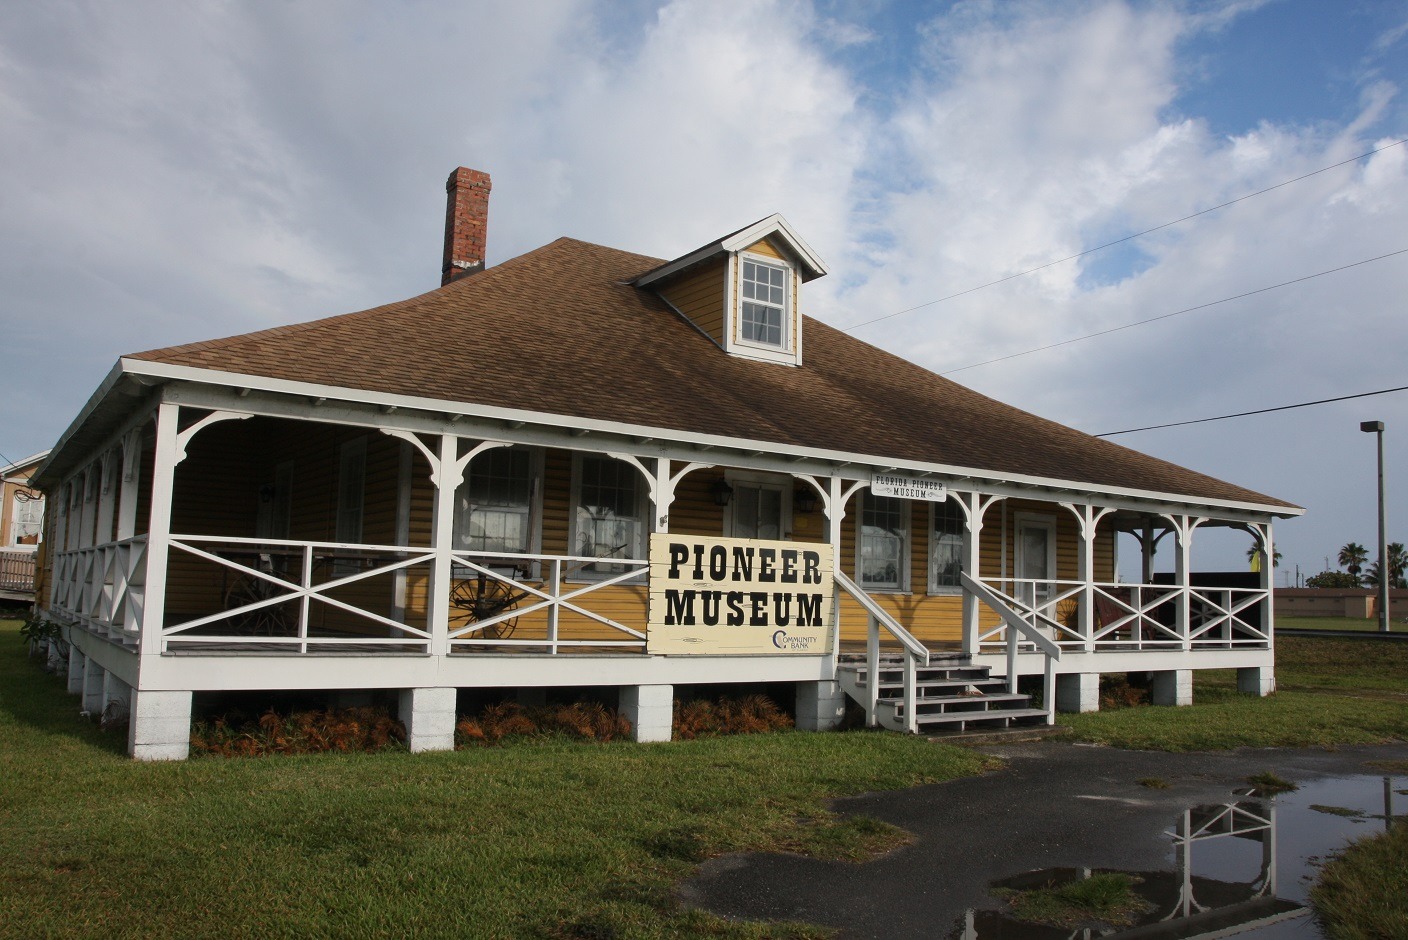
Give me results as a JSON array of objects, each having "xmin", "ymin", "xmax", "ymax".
[
  {"xmin": 743, "ymin": 238, "xmax": 782, "ymax": 260},
  {"xmin": 658, "ymin": 258, "xmax": 727, "ymax": 345}
]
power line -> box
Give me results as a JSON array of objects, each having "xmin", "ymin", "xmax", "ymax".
[
  {"xmin": 1096, "ymin": 384, "xmax": 1408, "ymax": 437},
  {"xmin": 939, "ymin": 247, "xmax": 1408, "ymax": 375},
  {"xmin": 842, "ymin": 136, "xmax": 1408, "ymax": 333}
]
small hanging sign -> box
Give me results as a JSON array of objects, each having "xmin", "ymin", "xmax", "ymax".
[{"xmin": 870, "ymin": 473, "xmax": 948, "ymax": 503}]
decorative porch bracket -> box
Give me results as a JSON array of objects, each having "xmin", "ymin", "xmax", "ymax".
[
  {"xmin": 381, "ymin": 429, "xmax": 513, "ymax": 656},
  {"xmin": 950, "ymin": 490, "xmax": 1003, "ymax": 654},
  {"xmin": 1157, "ymin": 513, "xmax": 1208, "ymax": 651},
  {"xmin": 140, "ymin": 404, "xmax": 252, "ymax": 656},
  {"xmin": 609, "ymin": 454, "xmax": 713, "ymax": 533},
  {"xmin": 961, "ymin": 571, "xmax": 1061, "ymax": 725},
  {"xmin": 1057, "ymin": 501, "xmax": 1116, "ymax": 653},
  {"xmin": 793, "ymin": 474, "xmax": 867, "ymax": 546}
]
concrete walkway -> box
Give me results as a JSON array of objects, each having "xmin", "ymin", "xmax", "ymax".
[{"xmin": 680, "ymin": 740, "xmax": 1408, "ymax": 938}]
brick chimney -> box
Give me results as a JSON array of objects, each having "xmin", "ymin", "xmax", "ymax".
[{"xmin": 441, "ymin": 167, "xmax": 491, "ymax": 286}]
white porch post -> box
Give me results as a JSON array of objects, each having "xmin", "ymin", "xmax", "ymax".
[
  {"xmin": 1060, "ymin": 503, "xmax": 1110, "ymax": 654},
  {"xmin": 116, "ymin": 427, "xmax": 144, "ymax": 540},
  {"xmin": 426, "ymin": 433, "xmax": 463, "ymax": 658},
  {"xmin": 78, "ymin": 465, "xmax": 97, "ymax": 550},
  {"xmin": 953, "ymin": 491, "xmax": 998, "ymax": 655},
  {"xmin": 95, "ymin": 450, "xmax": 117, "ymax": 547},
  {"xmin": 1240, "ymin": 521, "xmax": 1277, "ymax": 696},
  {"xmin": 47, "ymin": 495, "xmax": 68, "ymax": 610},
  {"xmin": 138, "ymin": 403, "xmax": 180, "ymax": 657},
  {"xmin": 1172, "ymin": 515, "xmax": 1194, "ymax": 652}
]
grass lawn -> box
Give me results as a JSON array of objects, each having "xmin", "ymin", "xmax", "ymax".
[
  {"xmin": 0, "ymin": 620, "xmax": 992, "ymax": 940},
  {"xmin": 1057, "ymin": 636, "xmax": 1408, "ymax": 750},
  {"xmin": 1277, "ymin": 615, "xmax": 1405, "ymax": 633}
]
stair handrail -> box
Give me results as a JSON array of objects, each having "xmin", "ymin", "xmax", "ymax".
[
  {"xmin": 963, "ymin": 572, "xmax": 1061, "ymax": 725},
  {"xmin": 962, "ymin": 572, "xmax": 1062, "ymax": 659},
  {"xmin": 835, "ymin": 570, "xmax": 930, "ymax": 732},
  {"xmin": 834, "ymin": 570, "xmax": 930, "ymax": 665}
]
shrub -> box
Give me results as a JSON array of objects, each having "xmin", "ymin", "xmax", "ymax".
[
  {"xmin": 455, "ymin": 701, "xmax": 632, "ymax": 747},
  {"xmin": 1099, "ymin": 675, "xmax": 1150, "ymax": 710},
  {"xmin": 190, "ymin": 705, "xmax": 406, "ymax": 757},
  {"xmin": 672, "ymin": 693, "xmax": 793, "ymax": 740}
]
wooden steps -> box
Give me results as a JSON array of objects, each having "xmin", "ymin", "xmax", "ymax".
[{"xmin": 836, "ymin": 655, "xmax": 1050, "ymax": 734}]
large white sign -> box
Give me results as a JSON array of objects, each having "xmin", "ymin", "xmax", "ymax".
[
  {"xmin": 870, "ymin": 473, "xmax": 948, "ymax": 503},
  {"xmin": 646, "ymin": 534, "xmax": 834, "ymax": 655}
]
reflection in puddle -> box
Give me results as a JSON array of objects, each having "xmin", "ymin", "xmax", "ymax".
[{"xmin": 955, "ymin": 774, "xmax": 1402, "ymax": 939}]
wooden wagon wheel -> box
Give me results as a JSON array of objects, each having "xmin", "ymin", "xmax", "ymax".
[
  {"xmin": 450, "ymin": 572, "xmax": 520, "ymax": 639},
  {"xmin": 223, "ymin": 573, "xmax": 293, "ymax": 636}
]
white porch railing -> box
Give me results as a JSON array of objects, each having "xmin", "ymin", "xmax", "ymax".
[
  {"xmin": 48, "ymin": 536, "xmax": 656, "ymax": 656},
  {"xmin": 447, "ymin": 550, "xmax": 649, "ymax": 653},
  {"xmin": 159, "ymin": 535, "xmax": 435, "ymax": 653},
  {"xmin": 970, "ymin": 576, "xmax": 1271, "ymax": 654},
  {"xmin": 0, "ymin": 548, "xmax": 37, "ymax": 594},
  {"xmin": 49, "ymin": 537, "xmax": 148, "ymax": 643},
  {"xmin": 835, "ymin": 569, "xmax": 930, "ymax": 732}
]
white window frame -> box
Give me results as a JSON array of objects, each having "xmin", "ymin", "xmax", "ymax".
[
  {"xmin": 928, "ymin": 499, "xmax": 966, "ymax": 595},
  {"xmin": 856, "ymin": 490, "xmax": 910, "ymax": 594},
  {"xmin": 727, "ymin": 251, "xmax": 797, "ymax": 366},
  {"xmin": 335, "ymin": 439, "xmax": 365, "ymax": 546},
  {"xmin": 453, "ymin": 446, "xmax": 544, "ymax": 561},
  {"xmin": 568, "ymin": 452, "xmax": 648, "ymax": 580},
  {"xmin": 257, "ymin": 460, "xmax": 294, "ymax": 541},
  {"xmin": 722, "ymin": 469, "xmax": 794, "ymax": 541},
  {"xmin": 1013, "ymin": 511, "xmax": 1058, "ymax": 608},
  {"xmin": 10, "ymin": 491, "xmax": 44, "ymax": 546}
]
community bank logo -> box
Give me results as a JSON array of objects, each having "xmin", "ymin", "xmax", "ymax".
[{"xmin": 771, "ymin": 630, "xmax": 815, "ymax": 651}]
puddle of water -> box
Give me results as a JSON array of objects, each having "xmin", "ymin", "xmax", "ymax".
[{"xmin": 954, "ymin": 773, "xmax": 1404, "ymax": 939}]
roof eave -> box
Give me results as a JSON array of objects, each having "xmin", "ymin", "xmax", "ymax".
[
  {"xmin": 632, "ymin": 213, "xmax": 828, "ymax": 288},
  {"xmin": 121, "ymin": 358, "xmax": 1303, "ymax": 520}
]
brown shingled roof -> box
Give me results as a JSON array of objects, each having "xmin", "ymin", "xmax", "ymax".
[{"xmin": 128, "ymin": 236, "xmax": 1297, "ymax": 510}]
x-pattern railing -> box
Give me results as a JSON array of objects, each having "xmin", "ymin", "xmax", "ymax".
[
  {"xmin": 51, "ymin": 537, "xmax": 147, "ymax": 644},
  {"xmin": 161, "ymin": 535, "xmax": 435, "ymax": 652},
  {"xmin": 447, "ymin": 550, "xmax": 649, "ymax": 653},
  {"xmin": 975, "ymin": 577, "xmax": 1270, "ymax": 652}
]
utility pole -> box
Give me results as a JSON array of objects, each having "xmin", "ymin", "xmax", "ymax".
[{"xmin": 1361, "ymin": 421, "xmax": 1390, "ymax": 633}]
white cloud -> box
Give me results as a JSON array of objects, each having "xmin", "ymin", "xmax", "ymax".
[{"xmin": 0, "ymin": 0, "xmax": 1404, "ymax": 576}]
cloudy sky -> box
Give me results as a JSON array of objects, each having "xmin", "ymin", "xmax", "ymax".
[{"xmin": 2, "ymin": 0, "xmax": 1405, "ymax": 580}]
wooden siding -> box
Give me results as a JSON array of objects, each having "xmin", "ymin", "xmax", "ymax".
[{"xmin": 657, "ymin": 257, "xmax": 727, "ymax": 346}]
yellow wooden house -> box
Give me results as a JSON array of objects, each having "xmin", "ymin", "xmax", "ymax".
[{"xmin": 33, "ymin": 167, "xmax": 1300, "ymax": 759}]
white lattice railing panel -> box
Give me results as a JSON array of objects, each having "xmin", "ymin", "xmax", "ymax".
[
  {"xmin": 446, "ymin": 550, "xmax": 649, "ymax": 654},
  {"xmin": 974, "ymin": 577, "xmax": 1270, "ymax": 653},
  {"xmin": 160, "ymin": 535, "xmax": 435, "ymax": 653}
]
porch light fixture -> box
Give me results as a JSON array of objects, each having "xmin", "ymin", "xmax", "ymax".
[
  {"xmin": 1361, "ymin": 420, "xmax": 1390, "ymax": 633},
  {"xmin": 710, "ymin": 479, "xmax": 734, "ymax": 507},
  {"xmin": 794, "ymin": 486, "xmax": 818, "ymax": 514}
]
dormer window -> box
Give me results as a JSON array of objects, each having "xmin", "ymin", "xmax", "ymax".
[
  {"xmin": 633, "ymin": 213, "xmax": 826, "ymax": 369},
  {"xmin": 740, "ymin": 257, "xmax": 789, "ymax": 348}
]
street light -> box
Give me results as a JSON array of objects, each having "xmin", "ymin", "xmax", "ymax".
[{"xmin": 1361, "ymin": 420, "xmax": 1390, "ymax": 633}]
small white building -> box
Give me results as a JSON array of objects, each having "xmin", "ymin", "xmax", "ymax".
[{"xmin": 33, "ymin": 168, "xmax": 1301, "ymax": 759}]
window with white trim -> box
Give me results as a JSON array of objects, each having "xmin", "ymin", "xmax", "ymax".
[
  {"xmin": 455, "ymin": 447, "xmax": 536, "ymax": 555},
  {"xmin": 930, "ymin": 499, "xmax": 964, "ymax": 592},
  {"xmin": 571, "ymin": 455, "xmax": 644, "ymax": 575},
  {"xmin": 858, "ymin": 492, "xmax": 907, "ymax": 591},
  {"xmin": 10, "ymin": 492, "xmax": 43, "ymax": 545},
  {"xmin": 335, "ymin": 439, "xmax": 365, "ymax": 545},
  {"xmin": 739, "ymin": 257, "xmax": 789, "ymax": 348}
]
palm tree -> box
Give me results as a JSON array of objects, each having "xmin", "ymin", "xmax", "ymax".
[
  {"xmin": 1246, "ymin": 542, "xmax": 1281, "ymax": 569},
  {"xmin": 1364, "ymin": 542, "xmax": 1408, "ymax": 590},
  {"xmin": 1338, "ymin": 542, "xmax": 1369, "ymax": 581}
]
